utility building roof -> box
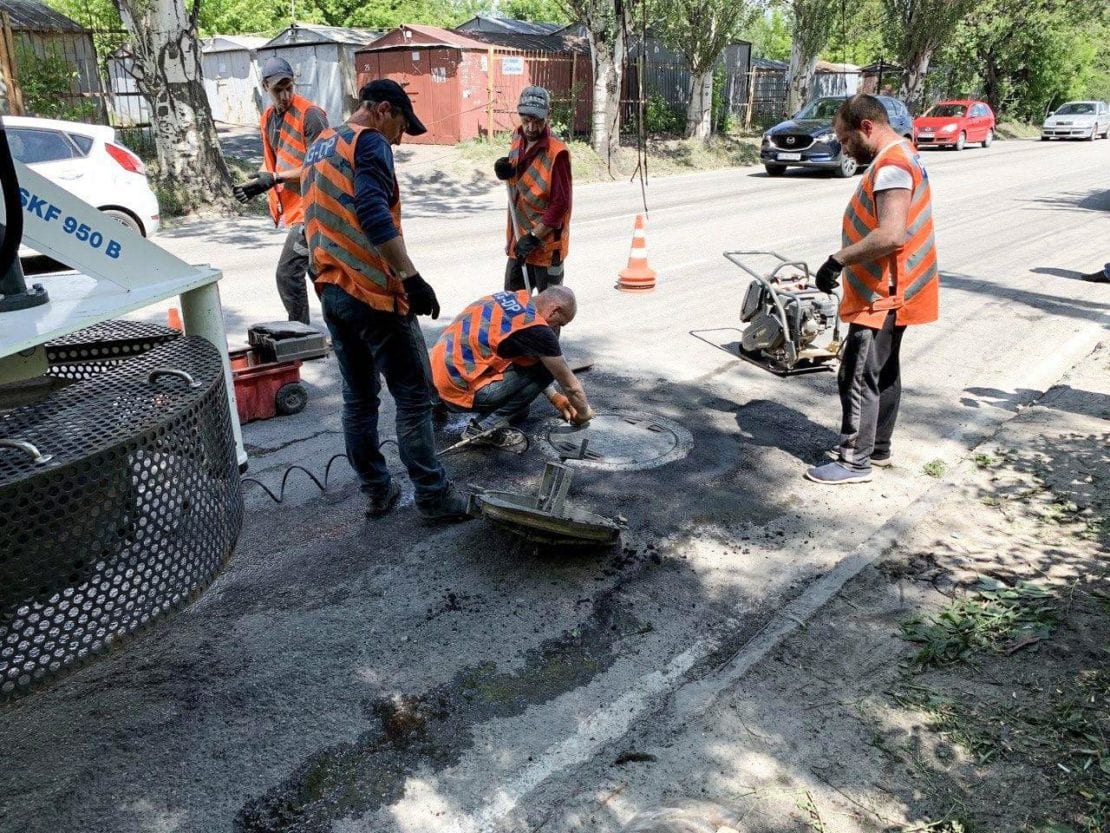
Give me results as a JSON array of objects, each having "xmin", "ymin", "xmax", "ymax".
[
  {"xmin": 263, "ymin": 23, "xmax": 381, "ymax": 48},
  {"xmin": 455, "ymin": 14, "xmax": 566, "ymax": 36},
  {"xmin": 0, "ymin": 0, "xmax": 86, "ymax": 33}
]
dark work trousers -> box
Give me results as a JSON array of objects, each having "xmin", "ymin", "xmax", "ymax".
[
  {"xmin": 836, "ymin": 310, "xmax": 906, "ymax": 471},
  {"xmin": 445, "ymin": 363, "xmax": 554, "ymax": 428},
  {"xmin": 320, "ymin": 284, "xmax": 451, "ymax": 505},
  {"xmin": 504, "ymin": 250, "xmax": 564, "ymax": 293},
  {"xmin": 276, "ymin": 223, "xmax": 312, "ymax": 325}
]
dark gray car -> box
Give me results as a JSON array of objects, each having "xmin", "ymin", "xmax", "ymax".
[{"xmin": 760, "ymin": 95, "xmax": 915, "ymax": 178}]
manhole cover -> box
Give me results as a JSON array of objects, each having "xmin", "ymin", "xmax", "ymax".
[{"xmin": 537, "ymin": 410, "xmax": 693, "ymax": 471}]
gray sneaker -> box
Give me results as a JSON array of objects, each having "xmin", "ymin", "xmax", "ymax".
[
  {"xmin": 826, "ymin": 448, "xmax": 893, "ymax": 467},
  {"xmin": 417, "ymin": 485, "xmax": 474, "ymax": 523}
]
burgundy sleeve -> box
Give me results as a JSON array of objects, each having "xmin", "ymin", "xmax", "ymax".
[{"xmin": 540, "ymin": 151, "xmax": 572, "ymax": 229}]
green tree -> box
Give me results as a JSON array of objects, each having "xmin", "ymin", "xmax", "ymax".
[
  {"xmin": 112, "ymin": 0, "xmax": 234, "ymax": 210},
  {"xmin": 821, "ymin": 0, "xmax": 883, "ymax": 65},
  {"xmin": 654, "ymin": 0, "xmax": 760, "ymax": 140},
  {"xmin": 881, "ymin": 0, "xmax": 980, "ymax": 111},
  {"xmin": 499, "ymin": 0, "xmax": 572, "ymax": 23},
  {"xmin": 936, "ymin": 0, "xmax": 1109, "ymax": 120},
  {"xmin": 743, "ymin": 5, "xmax": 792, "ymax": 61},
  {"xmin": 785, "ymin": 0, "xmax": 839, "ymax": 113},
  {"xmin": 561, "ymin": 0, "xmax": 642, "ymax": 161}
]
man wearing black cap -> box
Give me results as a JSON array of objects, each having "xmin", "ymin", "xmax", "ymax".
[
  {"xmin": 300, "ymin": 79, "xmax": 470, "ymax": 522},
  {"xmin": 233, "ymin": 56, "xmax": 328, "ymax": 325},
  {"xmin": 494, "ymin": 85, "xmax": 573, "ymax": 293}
]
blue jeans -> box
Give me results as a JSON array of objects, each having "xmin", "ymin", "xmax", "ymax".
[
  {"xmin": 321, "ymin": 284, "xmax": 449, "ymax": 501},
  {"xmin": 447, "ymin": 363, "xmax": 553, "ymax": 427}
]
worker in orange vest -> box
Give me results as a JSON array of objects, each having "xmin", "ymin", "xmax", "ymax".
[
  {"xmin": 494, "ymin": 86, "xmax": 572, "ymax": 293},
  {"xmin": 233, "ymin": 56, "xmax": 328, "ymax": 325},
  {"xmin": 430, "ymin": 286, "xmax": 593, "ymax": 448},
  {"xmin": 301, "ymin": 79, "xmax": 469, "ymax": 522},
  {"xmin": 806, "ymin": 94, "xmax": 940, "ymax": 485}
]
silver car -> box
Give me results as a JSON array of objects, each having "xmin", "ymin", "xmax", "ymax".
[{"xmin": 1041, "ymin": 100, "xmax": 1110, "ymax": 140}]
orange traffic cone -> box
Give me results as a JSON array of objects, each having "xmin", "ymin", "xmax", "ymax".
[
  {"xmin": 617, "ymin": 214, "xmax": 657, "ymax": 292},
  {"xmin": 167, "ymin": 307, "xmax": 183, "ymax": 332}
]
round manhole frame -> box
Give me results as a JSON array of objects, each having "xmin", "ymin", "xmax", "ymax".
[{"xmin": 536, "ymin": 410, "xmax": 694, "ymax": 472}]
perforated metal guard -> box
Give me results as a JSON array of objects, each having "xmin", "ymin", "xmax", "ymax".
[
  {"xmin": 45, "ymin": 320, "xmax": 182, "ymax": 381},
  {"xmin": 0, "ymin": 336, "xmax": 242, "ymax": 700}
]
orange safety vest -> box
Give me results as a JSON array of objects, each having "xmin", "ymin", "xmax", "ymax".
[
  {"xmin": 840, "ymin": 140, "xmax": 940, "ymax": 328},
  {"xmin": 260, "ymin": 93, "xmax": 324, "ymax": 227},
  {"xmin": 431, "ymin": 290, "xmax": 549, "ymax": 408},
  {"xmin": 504, "ymin": 130, "xmax": 571, "ymax": 266},
  {"xmin": 302, "ymin": 124, "xmax": 408, "ymax": 315}
]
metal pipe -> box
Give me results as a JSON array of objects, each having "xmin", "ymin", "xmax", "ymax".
[
  {"xmin": 0, "ymin": 439, "xmax": 53, "ymax": 465},
  {"xmin": 180, "ymin": 281, "xmax": 247, "ymax": 470}
]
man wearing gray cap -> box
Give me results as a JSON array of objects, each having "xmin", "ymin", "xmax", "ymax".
[
  {"xmin": 233, "ymin": 56, "xmax": 328, "ymax": 324},
  {"xmin": 494, "ymin": 85, "xmax": 573, "ymax": 293}
]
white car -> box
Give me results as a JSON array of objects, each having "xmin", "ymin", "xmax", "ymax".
[
  {"xmin": 1041, "ymin": 100, "xmax": 1110, "ymax": 141},
  {"xmin": 6, "ymin": 115, "xmax": 161, "ymax": 248}
]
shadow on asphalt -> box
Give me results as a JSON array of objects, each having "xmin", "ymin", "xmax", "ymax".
[
  {"xmin": 1030, "ymin": 266, "xmax": 1089, "ymax": 280},
  {"xmin": 940, "ymin": 270, "xmax": 1110, "ymax": 328},
  {"xmin": 1024, "ymin": 185, "xmax": 1110, "ymax": 213}
]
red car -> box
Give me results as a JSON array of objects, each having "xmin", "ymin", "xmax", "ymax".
[{"xmin": 913, "ymin": 99, "xmax": 996, "ymax": 150}]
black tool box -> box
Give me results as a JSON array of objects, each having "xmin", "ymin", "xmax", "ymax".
[{"xmin": 247, "ymin": 321, "xmax": 330, "ymax": 363}]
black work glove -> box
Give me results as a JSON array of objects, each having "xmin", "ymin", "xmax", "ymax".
[
  {"xmin": 233, "ymin": 171, "xmax": 276, "ymax": 203},
  {"xmin": 814, "ymin": 255, "xmax": 843, "ymax": 294},
  {"xmin": 514, "ymin": 233, "xmax": 542, "ymax": 260},
  {"xmin": 403, "ymin": 273, "xmax": 440, "ymax": 319},
  {"xmin": 494, "ymin": 156, "xmax": 515, "ymax": 181}
]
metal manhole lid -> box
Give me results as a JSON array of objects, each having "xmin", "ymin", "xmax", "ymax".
[{"xmin": 537, "ymin": 410, "xmax": 693, "ymax": 471}]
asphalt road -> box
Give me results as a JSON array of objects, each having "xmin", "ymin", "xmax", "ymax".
[{"xmin": 1, "ymin": 137, "xmax": 1107, "ymax": 833}]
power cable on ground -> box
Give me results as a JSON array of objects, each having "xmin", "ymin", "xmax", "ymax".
[{"xmin": 240, "ymin": 439, "xmax": 399, "ymax": 504}]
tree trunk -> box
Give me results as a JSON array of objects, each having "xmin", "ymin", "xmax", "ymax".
[
  {"xmin": 982, "ymin": 51, "xmax": 1001, "ymax": 114},
  {"xmin": 587, "ymin": 25, "xmax": 623, "ymax": 162},
  {"xmin": 786, "ymin": 41, "xmax": 818, "ymax": 116},
  {"xmin": 899, "ymin": 48, "xmax": 933, "ymax": 112},
  {"xmin": 684, "ymin": 69, "xmax": 714, "ymax": 140},
  {"xmin": 114, "ymin": 0, "xmax": 233, "ymax": 213}
]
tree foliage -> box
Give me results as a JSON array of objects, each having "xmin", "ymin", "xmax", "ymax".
[
  {"xmin": 653, "ymin": 0, "xmax": 759, "ymax": 139},
  {"xmin": 785, "ymin": 0, "xmax": 839, "ymax": 113},
  {"xmin": 881, "ymin": 0, "xmax": 979, "ymax": 110},
  {"xmin": 933, "ymin": 0, "xmax": 1109, "ymax": 120},
  {"xmin": 560, "ymin": 0, "xmax": 637, "ymax": 160},
  {"xmin": 742, "ymin": 6, "xmax": 793, "ymax": 61},
  {"xmin": 821, "ymin": 0, "xmax": 883, "ymax": 65}
]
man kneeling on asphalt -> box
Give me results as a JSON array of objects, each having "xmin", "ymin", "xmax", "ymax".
[{"xmin": 430, "ymin": 286, "xmax": 594, "ymax": 447}]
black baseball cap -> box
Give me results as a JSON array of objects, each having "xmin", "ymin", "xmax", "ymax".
[{"xmin": 359, "ymin": 79, "xmax": 427, "ymax": 136}]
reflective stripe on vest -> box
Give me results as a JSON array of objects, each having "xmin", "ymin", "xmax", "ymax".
[
  {"xmin": 504, "ymin": 131, "xmax": 571, "ymax": 266},
  {"xmin": 431, "ymin": 290, "xmax": 548, "ymax": 408},
  {"xmin": 840, "ymin": 141, "xmax": 940, "ymax": 327},
  {"xmin": 303, "ymin": 124, "xmax": 406, "ymax": 314},
  {"xmin": 260, "ymin": 94, "xmax": 323, "ymax": 226}
]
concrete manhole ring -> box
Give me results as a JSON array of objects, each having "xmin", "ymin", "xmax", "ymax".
[{"xmin": 537, "ymin": 410, "xmax": 693, "ymax": 471}]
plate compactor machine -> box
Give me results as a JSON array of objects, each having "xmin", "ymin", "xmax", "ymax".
[{"xmin": 728, "ymin": 250, "xmax": 842, "ymax": 375}]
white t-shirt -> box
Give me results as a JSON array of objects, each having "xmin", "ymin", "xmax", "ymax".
[{"xmin": 872, "ymin": 140, "xmax": 914, "ymax": 192}]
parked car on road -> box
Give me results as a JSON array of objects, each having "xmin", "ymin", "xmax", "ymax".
[
  {"xmin": 1041, "ymin": 101, "xmax": 1110, "ymax": 141},
  {"xmin": 760, "ymin": 95, "xmax": 914, "ymax": 178},
  {"xmin": 914, "ymin": 99, "xmax": 995, "ymax": 150},
  {"xmin": 6, "ymin": 115, "xmax": 160, "ymax": 240}
]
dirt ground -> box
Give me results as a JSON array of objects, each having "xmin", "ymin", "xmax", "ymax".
[{"xmin": 583, "ymin": 344, "xmax": 1108, "ymax": 833}]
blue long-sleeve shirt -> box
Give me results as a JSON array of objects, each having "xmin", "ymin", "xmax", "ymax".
[{"xmin": 353, "ymin": 130, "xmax": 401, "ymax": 247}]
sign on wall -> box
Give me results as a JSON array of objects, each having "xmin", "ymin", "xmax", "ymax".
[{"xmin": 501, "ymin": 56, "xmax": 524, "ymax": 76}]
